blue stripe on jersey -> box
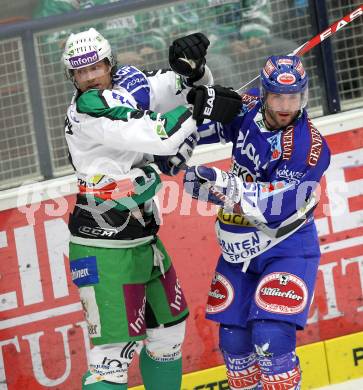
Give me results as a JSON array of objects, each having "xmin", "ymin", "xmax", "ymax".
[{"xmin": 113, "ymin": 65, "xmax": 150, "ymax": 110}]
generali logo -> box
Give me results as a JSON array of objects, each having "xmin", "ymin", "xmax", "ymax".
[{"xmin": 282, "ymin": 125, "xmax": 294, "ymax": 160}]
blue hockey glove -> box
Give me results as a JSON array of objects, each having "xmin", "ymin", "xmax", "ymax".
[
  {"xmin": 154, "ymin": 133, "xmax": 199, "ymax": 176},
  {"xmin": 183, "ymin": 165, "xmax": 243, "ymax": 210}
]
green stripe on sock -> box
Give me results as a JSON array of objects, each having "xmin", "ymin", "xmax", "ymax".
[{"xmin": 139, "ymin": 347, "xmax": 182, "ymax": 390}]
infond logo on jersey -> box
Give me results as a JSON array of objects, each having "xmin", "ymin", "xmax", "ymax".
[
  {"xmin": 69, "ymin": 51, "xmax": 99, "ymax": 68},
  {"xmin": 129, "ymin": 296, "xmax": 146, "ymax": 334},
  {"xmin": 203, "ymin": 86, "xmax": 215, "ymax": 116}
]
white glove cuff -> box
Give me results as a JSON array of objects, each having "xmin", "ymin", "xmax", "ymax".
[
  {"xmin": 192, "ymin": 65, "xmax": 214, "ymax": 86},
  {"xmin": 214, "ymin": 168, "xmax": 230, "ymax": 188}
]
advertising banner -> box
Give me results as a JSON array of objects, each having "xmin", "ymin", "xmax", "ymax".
[{"xmin": 0, "ymin": 126, "xmax": 362, "ymax": 388}]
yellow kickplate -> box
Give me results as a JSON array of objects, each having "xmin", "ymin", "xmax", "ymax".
[
  {"xmin": 296, "ymin": 342, "xmax": 329, "ymax": 389},
  {"xmin": 325, "ymin": 331, "xmax": 363, "ymax": 383},
  {"xmin": 181, "ymin": 365, "xmax": 228, "ymax": 390},
  {"xmin": 130, "ymin": 332, "xmax": 363, "ymax": 390}
]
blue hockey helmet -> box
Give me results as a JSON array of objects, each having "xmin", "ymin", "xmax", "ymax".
[
  {"xmin": 260, "ymin": 55, "xmax": 309, "ymax": 110},
  {"xmin": 261, "ymin": 55, "xmax": 308, "ymax": 93}
]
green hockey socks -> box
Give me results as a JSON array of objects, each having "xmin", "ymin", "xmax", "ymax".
[{"xmin": 139, "ymin": 346, "xmax": 183, "ymax": 390}]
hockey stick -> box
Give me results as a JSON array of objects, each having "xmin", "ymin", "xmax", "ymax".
[
  {"xmin": 236, "ymin": 4, "xmax": 363, "ymax": 94},
  {"xmin": 208, "ymin": 185, "xmax": 318, "ymax": 239}
]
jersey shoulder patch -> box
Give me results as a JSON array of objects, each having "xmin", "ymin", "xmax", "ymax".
[
  {"xmin": 76, "ymin": 89, "xmax": 134, "ymax": 121},
  {"xmin": 240, "ymin": 93, "xmax": 259, "ymax": 114},
  {"xmin": 113, "ymin": 65, "xmax": 150, "ymax": 110},
  {"xmin": 241, "ymin": 92, "xmax": 259, "ymax": 104}
]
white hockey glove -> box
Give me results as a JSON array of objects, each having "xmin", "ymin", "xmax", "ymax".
[
  {"xmin": 154, "ymin": 133, "xmax": 199, "ymax": 176},
  {"xmin": 169, "ymin": 32, "xmax": 210, "ymax": 85},
  {"xmin": 183, "ymin": 165, "xmax": 243, "ymax": 212}
]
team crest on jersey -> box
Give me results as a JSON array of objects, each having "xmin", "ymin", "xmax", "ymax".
[
  {"xmin": 253, "ymin": 111, "xmax": 269, "ymax": 132},
  {"xmin": 154, "ymin": 115, "xmax": 168, "ymax": 139},
  {"xmin": 267, "ymin": 133, "xmax": 282, "ymax": 161},
  {"xmin": 255, "ymin": 272, "xmax": 308, "ymax": 314},
  {"xmin": 256, "ymin": 118, "xmax": 265, "ymax": 130},
  {"xmin": 206, "ymin": 272, "xmax": 234, "ymax": 314}
]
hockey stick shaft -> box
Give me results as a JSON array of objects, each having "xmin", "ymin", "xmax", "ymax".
[
  {"xmin": 236, "ymin": 4, "xmax": 363, "ymax": 94},
  {"xmin": 208, "ymin": 185, "xmax": 318, "ymax": 238}
]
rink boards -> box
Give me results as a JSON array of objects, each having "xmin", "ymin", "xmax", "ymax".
[{"xmin": 0, "ymin": 109, "xmax": 362, "ymax": 389}]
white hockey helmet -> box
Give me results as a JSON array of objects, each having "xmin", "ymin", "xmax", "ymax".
[{"xmin": 62, "ymin": 28, "xmax": 115, "ymax": 79}]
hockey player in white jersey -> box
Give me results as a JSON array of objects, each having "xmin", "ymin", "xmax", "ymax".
[{"xmin": 62, "ymin": 27, "xmax": 241, "ymax": 389}]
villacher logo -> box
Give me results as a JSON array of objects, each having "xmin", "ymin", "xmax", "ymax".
[
  {"xmin": 255, "ymin": 272, "xmax": 308, "ymax": 314},
  {"xmin": 206, "ymin": 272, "xmax": 234, "ymax": 314}
]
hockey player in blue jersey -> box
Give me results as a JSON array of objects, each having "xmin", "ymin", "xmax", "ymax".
[{"xmin": 184, "ymin": 55, "xmax": 331, "ymax": 389}]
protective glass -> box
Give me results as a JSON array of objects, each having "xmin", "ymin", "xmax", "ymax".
[
  {"xmin": 73, "ymin": 63, "xmax": 110, "ymax": 82},
  {"xmin": 264, "ymin": 89, "xmax": 308, "ymax": 113}
]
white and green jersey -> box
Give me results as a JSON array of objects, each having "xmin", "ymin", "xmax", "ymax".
[{"xmin": 65, "ymin": 65, "xmax": 206, "ymax": 210}]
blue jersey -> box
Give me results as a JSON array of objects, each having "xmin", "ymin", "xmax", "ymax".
[
  {"xmin": 112, "ymin": 65, "xmax": 194, "ymax": 114},
  {"xmin": 197, "ymin": 94, "xmax": 331, "ymax": 268}
]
